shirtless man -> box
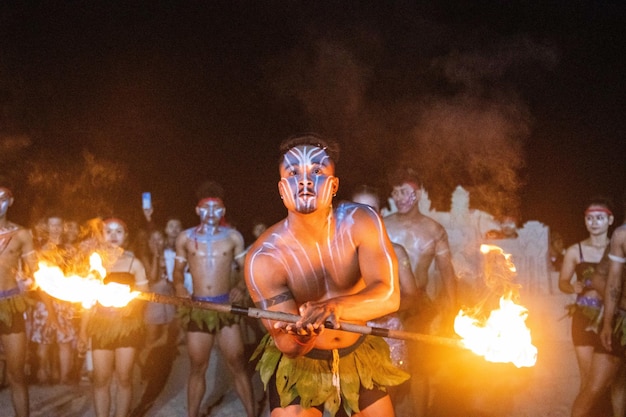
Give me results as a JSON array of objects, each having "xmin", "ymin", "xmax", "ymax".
[
  {"xmin": 173, "ymin": 181, "xmax": 255, "ymax": 417},
  {"xmin": 600, "ymin": 218, "xmax": 626, "ymax": 359},
  {"xmin": 0, "ymin": 185, "xmax": 38, "ymax": 417},
  {"xmin": 245, "ymin": 135, "xmax": 409, "ymax": 417},
  {"xmin": 383, "ymin": 167, "xmax": 457, "ymax": 417}
]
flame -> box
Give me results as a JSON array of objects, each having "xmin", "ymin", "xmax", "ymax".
[
  {"xmin": 33, "ymin": 252, "xmax": 139, "ymax": 309},
  {"xmin": 453, "ymin": 244, "xmax": 537, "ymax": 368},
  {"xmin": 480, "ymin": 244, "xmax": 516, "ymax": 273},
  {"xmin": 454, "ymin": 296, "xmax": 537, "ymax": 367}
]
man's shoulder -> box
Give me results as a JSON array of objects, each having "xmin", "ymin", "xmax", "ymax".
[{"xmin": 613, "ymin": 224, "xmax": 626, "ymax": 245}]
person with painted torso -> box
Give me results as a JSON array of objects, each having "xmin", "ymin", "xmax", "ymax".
[
  {"xmin": 382, "ymin": 167, "xmax": 457, "ymax": 417},
  {"xmin": 78, "ymin": 218, "xmax": 149, "ymax": 417},
  {"xmin": 173, "ymin": 181, "xmax": 256, "ymax": 417},
  {"xmin": 245, "ymin": 135, "xmax": 409, "ymax": 417},
  {"xmin": 0, "ymin": 185, "xmax": 37, "ymax": 417}
]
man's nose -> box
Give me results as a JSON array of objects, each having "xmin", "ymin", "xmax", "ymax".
[{"xmin": 298, "ymin": 175, "xmax": 312, "ymax": 186}]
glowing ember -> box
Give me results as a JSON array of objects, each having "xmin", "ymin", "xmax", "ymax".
[
  {"xmin": 454, "ymin": 296, "xmax": 537, "ymax": 367},
  {"xmin": 34, "ymin": 253, "xmax": 139, "ymax": 309}
]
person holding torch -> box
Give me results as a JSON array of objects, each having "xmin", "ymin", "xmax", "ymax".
[{"xmin": 245, "ymin": 134, "xmax": 409, "ymax": 417}]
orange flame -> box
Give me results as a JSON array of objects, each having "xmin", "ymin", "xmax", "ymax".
[
  {"xmin": 33, "ymin": 252, "xmax": 139, "ymax": 309},
  {"xmin": 454, "ymin": 296, "xmax": 537, "ymax": 367},
  {"xmin": 453, "ymin": 244, "xmax": 537, "ymax": 368}
]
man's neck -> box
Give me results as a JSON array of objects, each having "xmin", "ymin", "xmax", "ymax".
[
  {"xmin": 195, "ymin": 223, "xmax": 220, "ymax": 235},
  {"xmin": 287, "ymin": 207, "xmax": 333, "ymax": 238}
]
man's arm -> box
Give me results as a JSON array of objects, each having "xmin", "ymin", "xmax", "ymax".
[
  {"xmin": 434, "ymin": 226, "xmax": 457, "ymax": 309},
  {"xmin": 601, "ymin": 227, "xmax": 626, "ymax": 351},
  {"xmin": 393, "ymin": 243, "xmax": 420, "ymax": 312},
  {"xmin": 131, "ymin": 259, "xmax": 150, "ymax": 292},
  {"xmin": 229, "ymin": 230, "xmax": 248, "ymax": 303},
  {"xmin": 173, "ymin": 232, "xmax": 189, "ymax": 297},
  {"xmin": 245, "ymin": 250, "xmax": 312, "ymax": 357}
]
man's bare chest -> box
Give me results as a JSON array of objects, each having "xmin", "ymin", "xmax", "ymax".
[{"xmin": 186, "ymin": 231, "xmax": 234, "ymax": 259}]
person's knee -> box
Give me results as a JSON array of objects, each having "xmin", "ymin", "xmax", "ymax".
[
  {"xmin": 116, "ymin": 373, "xmax": 133, "ymax": 388},
  {"xmin": 189, "ymin": 361, "xmax": 210, "ymax": 376},
  {"xmin": 92, "ymin": 375, "xmax": 112, "ymax": 389}
]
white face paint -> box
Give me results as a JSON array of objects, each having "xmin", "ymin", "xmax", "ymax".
[
  {"xmin": 104, "ymin": 221, "xmax": 127, "ymax": 247},
  {"xmin": 0, "ymin": 188, "xmax": 13, "ymax": 218},
  {"xmin": 585, "ymin": 206, "xmax": 613, "ymax": 234},
  {"xmin": 278, "ymin": 145, "xmax": 338, "ymax": 214},
  {"xmin": 197, "ymin": 200, "xmax": 225, "ymax": 226},
  {"xmin": 390, "ymin": 183, "xmax": 418, "ymax": 214}
]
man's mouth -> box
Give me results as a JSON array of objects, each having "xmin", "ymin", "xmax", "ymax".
[{"xmin": 298, "ymin": 190, "xmax": 315, "ymax": 197}]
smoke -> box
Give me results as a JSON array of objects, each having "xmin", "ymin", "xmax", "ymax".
[
  {"xmin": 25, "ymin": 151, "xmax": 130, "ymax": 223},
  {"xmin": 264, "ymin": 24, "xmax": 557, "ymax": 218},
  {"xmin": 403, "ymin": 93, "xmax": 530, "ymax": 219},
  {"xmin": 395, "ymin": 37, "xmax": 557, "ymax": 218}
]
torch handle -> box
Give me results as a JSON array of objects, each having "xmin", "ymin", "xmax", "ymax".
[{"xmin": 136, "ymin": 291, "xmax": 464, "ymax": 348}]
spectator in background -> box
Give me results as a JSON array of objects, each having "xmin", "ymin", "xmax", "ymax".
[
  {"xmin": 383, "ymin": 166, "xmax": 457, "ymax": 417},
  {"xmin": 30, "ymin": 214, "xmax": 77, "ymax": 385},
  {"xmin": 78, "ymin": 218, "xmax": 149, "ymax": 417},
  {"xmin": 174, "ymin": 181, "xmax": 256, "ymax": 417},
  {"xmin": 550, "ymin": 231, "xmax": 566, "ymax": 272},
  {"xmin": 558, "ymin": 198, "xmax": 622, "ymax": 417}
]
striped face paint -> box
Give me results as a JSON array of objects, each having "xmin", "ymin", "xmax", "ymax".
[
  {"xmin": 0, "ymin": 187, "xmax": 13, "ymax": 217},
  {"xmin": 279, "ymin": 145, "xmax": 338, "ymax": 214},
  {"xmin": 196, "ymin": 198, "xmax": 225, "ymax": 226}
]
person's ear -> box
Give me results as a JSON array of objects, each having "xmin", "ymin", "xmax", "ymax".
[{"xmin": 331, "ymin": 177, "xmax": 339, "ymax": 196}]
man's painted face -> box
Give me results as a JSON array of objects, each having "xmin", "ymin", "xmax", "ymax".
[
  {"xmin": 584, "ymin": 206, "xmax": 613, "ymax": 234},
  {"xmin": 278, "ymin": 145, "xmax": 338, "ymax": 214},
  {"xmin": 196, "ymin": 199, "xmax": 225, "ymax": 226},
  {"xmin": 0, "ymin": 187, "xmax": 13, "ymax": 217},
  {"xmin": 165, "ymin": 219, "xmax": 182, "ymax": 238},
  {"xmin": 104, "ymin": 221, "xmax": 127, "ymax": 247},
  {"xmin": 391, "ymin": 183, "xmax": 419, "ymax": 214}
]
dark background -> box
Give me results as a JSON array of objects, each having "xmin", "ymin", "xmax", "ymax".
[{"xmin": 1, "ymin": 1, "xmax": 624, "ymax": 245}]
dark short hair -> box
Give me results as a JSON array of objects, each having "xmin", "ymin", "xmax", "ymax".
[
  {"xmin": 195, "ymin": 180, "xmax": 224, "ymax": 201},
  {"xmin": 279, "ymin": 133, "xmax": 340, "ymax": 165},
  {"xmin": 388, "ymin": 166, "xmax": 422, "ymax": 188},
  {"xmin": 585, "ymin": 196, "xmax": 614, "ymax": 215}
]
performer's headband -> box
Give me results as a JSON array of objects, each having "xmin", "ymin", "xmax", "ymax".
[
  {"xmin": 197, "ymin": 197, "xmax": 224, "ymax": 208},
  {"xmin": 405, "ymin": 182, "xmax": 421, "ymax": 192},
  {"xmin": 103, "ymin": 217, "xmax": 128, "ymax": 231},
  {"xmin": 584, "ymin": 207, "xmax": 613, "ymax": 217}
]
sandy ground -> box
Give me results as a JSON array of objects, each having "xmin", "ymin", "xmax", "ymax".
[{"xmin": 0, "ymin": 293, "xmax": 580, "ymax": 417}]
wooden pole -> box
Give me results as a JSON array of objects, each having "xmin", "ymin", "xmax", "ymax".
[{"xmin": 136, "ymin": 291, "xmax": 465, "ymax": 349}]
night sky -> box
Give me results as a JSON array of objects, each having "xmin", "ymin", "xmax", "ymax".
[{"xmin": 0, "ymin": 2, "xmax": 624, "ymax": 245}]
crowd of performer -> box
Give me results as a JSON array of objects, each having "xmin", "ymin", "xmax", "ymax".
[{"xmin": 0, "ymin": 133, "xmax": 625, "ymax": 417}]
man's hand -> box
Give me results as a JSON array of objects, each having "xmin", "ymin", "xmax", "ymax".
[
  {"xmin": 600, "ymin": 322, "xmax": 613, "ymax": 351},
  {"xmin": 175, "ymin": 284, "xmax": 190, "ymax": 298}
]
